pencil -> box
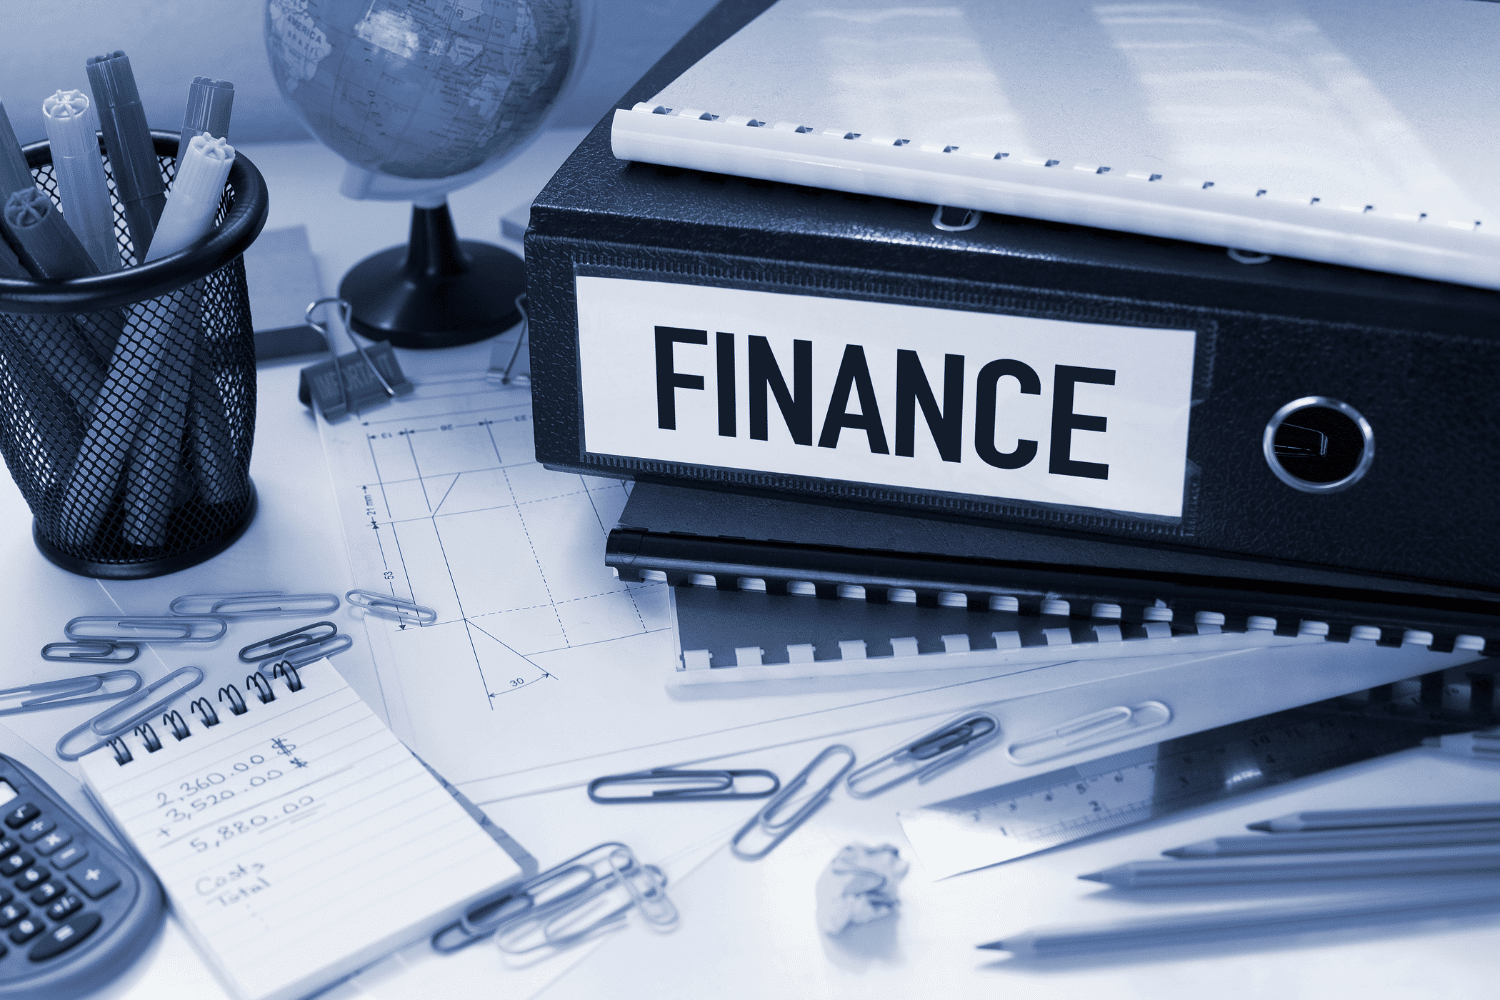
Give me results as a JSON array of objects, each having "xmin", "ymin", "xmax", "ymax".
[
  {"xmin": 1082, "ymin": 844, "xmax": 1500, "ymax": 888},
  {"xmin": 1164, "ymin": 822, "xmax": 1500, "ymax": 858},
  {"xmin": 1249, "ymin": 802, "xmax": 1500, "ymax": 833},
  {"xmin": 977, "ymin": 888, "xmax": 1500, "ymax": 956}
]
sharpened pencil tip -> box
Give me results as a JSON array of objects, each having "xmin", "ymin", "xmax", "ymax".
[
  {"xmin": 1078, "ymin": 871, "xmax": 1105, "ymax": 882},
  {"xmin": 977, "ymin": 941, "xmax": 1006, "ymax": 950},
  {"xmin": 1247, "ymin": 821, "xmax": 1273, "ymax": 831},
  {"xmin": 1162, "ymin": 848, "xmax": 1188, "ymax": 858}
]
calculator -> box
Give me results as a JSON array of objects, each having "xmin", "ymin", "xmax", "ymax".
[{"xmin": 0, "ymin": 754, "xmax": 164, "ymax": 999}]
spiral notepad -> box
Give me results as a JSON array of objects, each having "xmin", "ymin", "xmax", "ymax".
[{"xmin": 79, "ymin": 658, "xmax": 526, "ymax": 1000}]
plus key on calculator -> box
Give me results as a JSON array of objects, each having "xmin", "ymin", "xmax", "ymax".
[{"xmin": 0, "ymin": 755, "xmax": 163, "ymax": 999}]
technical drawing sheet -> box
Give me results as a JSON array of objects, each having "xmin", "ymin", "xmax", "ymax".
[
  {"xmin": 318, "ymin": 370, "xmax": 1328, "ymax": 810},
  {"xmin": 315, "ymin": 372, "xmax": 1093, "ymax": 803}
]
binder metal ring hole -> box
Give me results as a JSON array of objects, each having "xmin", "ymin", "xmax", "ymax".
[
  {"xmin": 1263, "ymin": 397, "xmax": 1373, "ymax": 493},
  {"xmin": 932, "ymin": 205, "xmax": 982, "ymax": 232}
]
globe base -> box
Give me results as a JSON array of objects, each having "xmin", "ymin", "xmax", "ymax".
[{"xmin": 338, "ymin": 202, "xmax": 524, "ymax": 350}]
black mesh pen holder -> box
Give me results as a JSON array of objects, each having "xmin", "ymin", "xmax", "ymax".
[{"xmin": 0, "ymin": 132, "xmax": 268, "ymax": 579}]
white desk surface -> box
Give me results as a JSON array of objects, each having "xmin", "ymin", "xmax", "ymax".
[{"xmin": 0, "ymin": 128, "xmax": 1497, "ymax": 1000}]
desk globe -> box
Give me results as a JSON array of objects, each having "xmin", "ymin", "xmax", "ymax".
[{"xmin": 265, "ymin": 0, "xmax": 581, "ymax": 347}]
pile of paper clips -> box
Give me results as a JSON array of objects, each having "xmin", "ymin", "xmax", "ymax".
[
  {"xmin": 7, "ymin": 587, "xmax": 441, "ymax": 764},
  {"xmin": 578, "ymin": 710, "xmax": 1005, "ymax": 868},
  {"xmin": 433, "ymin": 842, "xmax": 678, "ymax": 957}
]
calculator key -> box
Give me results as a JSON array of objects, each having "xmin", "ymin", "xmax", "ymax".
[
  {"xmin": 49, "ymin": 845, "xmax": 87, "ymax": 871},
  {"xmin": 0, "ymin": 838, "xmax": 17, "ymax": 858},
  {"xmin": 3, "ymin": 804, "xmax": 39, "ymax": 829},
  {"xmin": 28, "ymin": 912, "xmax": 101, "ymax": 962},
  {"xmin": 33, "ymin": 829, "xmax": 71, "ymax": 856},
  {"xmin": 18, "ymin": 817, "xmax": 54, "ymax": 843},
  {"xmin": 0, "ymin": 887, "xmax": 10, "ymax": 907},
  {"xmin": 0, "ymin": 854, "xmax": 31, "ymax": 877},
  {"xmin": 30, "ymin": 882, "xmax": 64, "ymax": 905},
  {"xmin": 14, "ymin": 867, "xmax": 47, "ymax": 891},
  {"xmin": 0, "ymin": 939, "xmax": 6, "ymax": 960},
  {"xmin": 0, "ymin": 903, "xmax": 26, "ymax": 929},
  {"xmin": 8, "ymin": 916, "xmax": 43, "ymax": 944},
  {"xmin": 45, "ymin": 894, "xmax": 82, "ymax": 921},
  {"xmin": 68, "ymin": 864, "xmax": 120, "ymax": 900}
]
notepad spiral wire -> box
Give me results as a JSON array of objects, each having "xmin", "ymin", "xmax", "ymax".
[
  {"xmin": 624, "ymin": 564, "xmax": 1496, "ymax": 689},
  {"xmin": 104, "ymin": 661, "xmax": 305, "ymax": 765}
]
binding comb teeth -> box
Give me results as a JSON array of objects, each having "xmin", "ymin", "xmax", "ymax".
[{"xmin": 653, "ymin": 568, "xmax": 1495, "ymax": 688}]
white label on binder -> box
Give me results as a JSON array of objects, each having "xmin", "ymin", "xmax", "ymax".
[{"xmin": 576, "ymin": 277, "xmax": 1196, "ymax": 519}]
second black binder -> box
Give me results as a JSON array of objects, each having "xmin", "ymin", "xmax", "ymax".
[{"xmin": 528, "ymin": 0, "xmax": 1500, "ymax": 593}]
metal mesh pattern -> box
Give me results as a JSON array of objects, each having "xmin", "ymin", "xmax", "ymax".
[{"xmin": 0, "ymin": 148, "xmax": 255, "ymax": 574}]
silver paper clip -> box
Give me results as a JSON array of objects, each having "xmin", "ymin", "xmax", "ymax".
[
  {"xmin": 846, "ymin": 711, "xmax": 999, "ymax": 799},
  {"xmin": 588, "ymin": 768, "xmax": 780, "ymax": 804},
  {"xmin": 65, "ymin": 616, "xmax": 227, "ymax": 643},
  {"xmin": 431, "ymin": 842, "xmax": 674, "ymax": 954},
  {"xmin": 256, "ymin": 633, "xmax": 353, "ymax": 674},
  {"xmin": 346, "ymin": 589, "xmax": 437, "ymax": 625},
  {"xmin": 1005, "ymin": 701, "xmax": 1172, "ymax": 766},
  {"xmin": 41, "ymin": 640, "xmax": 139, "ymax": 663},
  {"xmin": 0, "ymin": 671, "xmax": 141, "ymax": 718},
  {"xmin": 169, "ymin": 591, "xmax": 341, "ymax": 618},
  {"xmin": 56, "ymin": 666, "xmax": 204, "ymax": 761},
  {"xmin": 238, "ymin": 621, "xmax": 338, "ymax": 663},
  {"xmin": 731, "ymin": 744, "xmax": 856, "ymax": 861}
]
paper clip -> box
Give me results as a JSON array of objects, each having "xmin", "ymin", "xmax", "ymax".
[
  {"xmin": 346, "ymin": 589, "xmax": 437, "ymax": 625},
  {"xmin": 41, "ymin": 640, "xmax": 139, "ymax": 663},
  {"xmin": 0, "ymin": 671, "xmax": 140, "ymax": 718},
  {"xmin": 846, "ymin": 711, "xmax": 1000, "ymax": 799},
  {"xmin": 1005, "ymin": 701, "xmax": 1173, "ymax": 766},
  {"xmin": 269, "ymin": 632, "xmax": 353, "ymax": 669},
  {"xmin": 238, "ymin": 621, "xmax": 338, "ymax": 663},
  {"xmin": 56, "ymin": 666, "xmax": 204, "ymax": 761},
  {"xmin": 65, "ymin": 616, "xmax": 226, "ymax": 644},
  {"xmin": 588, "ymin": 768, "xmax": 780, "ymax": 804},
  {"xmin": 169, "ymin": 591, "xmax": 342, "ymax": 618},
  {"xmin": 431, "ymin": 842, "xmax": 673, "ymax": 954},
  {"xmin": 731, "ymin": 744, "xmax": 856, "ymax": 861}
]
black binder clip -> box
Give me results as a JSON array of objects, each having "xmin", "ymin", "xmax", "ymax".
[{"xmin": 298, "ymin": 298, "xmax": 413, "ymax": 421}]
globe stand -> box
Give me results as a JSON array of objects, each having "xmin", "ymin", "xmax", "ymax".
[{"xmin": 337, "ymin": 200, "xmax": 525, "ymax": 350}]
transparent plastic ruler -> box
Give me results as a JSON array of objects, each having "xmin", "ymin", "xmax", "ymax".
[{"xmin": 900, "ymin": 674, "xmax": 1492, "ymax": 879}]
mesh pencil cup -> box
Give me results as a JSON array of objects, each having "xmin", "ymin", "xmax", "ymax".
[{"xmin": 0, "ymin": 132, "xmax": 268, "ymax": 578}]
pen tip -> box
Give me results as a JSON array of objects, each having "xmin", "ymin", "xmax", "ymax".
[
  {"xmin": 977, "ymin": 941, "xmax": 1006, "ymax": 951},
  {"xmin": 1161, "ymin": 848, "xmax": 1188, "ymax": 858},
  {"xmin": 1247, "ymin": 821, "xmax": 1272, "ymax": 831}
]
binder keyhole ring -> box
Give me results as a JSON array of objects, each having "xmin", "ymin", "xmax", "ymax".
[{"xmin": 1263, "ymin": 396, "xmax": 1374, "ymax": 494}]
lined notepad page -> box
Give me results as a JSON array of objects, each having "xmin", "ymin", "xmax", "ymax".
[{"xmin": 81, "ymin": 659, "xmax": 523, "ymax": 1000}]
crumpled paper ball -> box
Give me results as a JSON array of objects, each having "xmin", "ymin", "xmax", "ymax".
[{"xmin": 815, "ymin": 843, "xmax": 910, "ymax": 936}]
